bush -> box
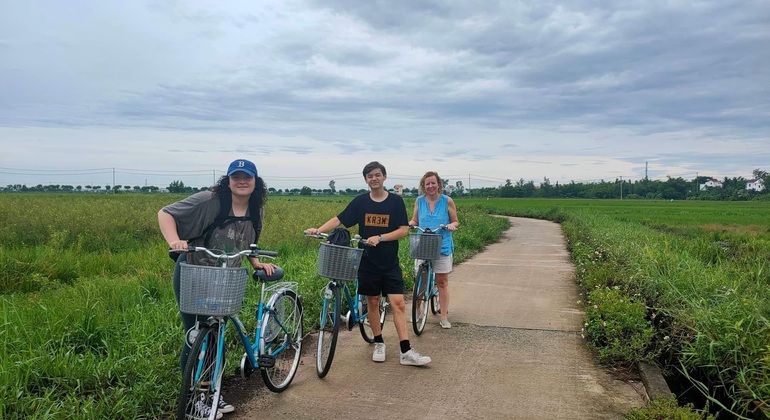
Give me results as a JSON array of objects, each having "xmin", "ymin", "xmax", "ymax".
[
  {"xmin": 584, "ymin": 287, "xmax": 655, "ymax": 364},
  {"xmin": 625, "ymin": 396, "xmax": 715, "ymax": 419}
]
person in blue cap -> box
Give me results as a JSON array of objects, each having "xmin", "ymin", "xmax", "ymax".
[{"xmin": 158, "ymin": 159, "xmax": 276, "ymax": 418}]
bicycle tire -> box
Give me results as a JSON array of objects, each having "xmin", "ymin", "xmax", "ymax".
[
  {"xmin": 412, "ymin": 264, "xmax": 430, "ymax": 336},
  {"xmin": 177, "ymin": 324, "xmax": 223, "ymax": 420},
  {"xmin": 358, "ymin": 294, "xmax": 387, "ymax": 343},
  {"xmin": 260, "ymin": 289, "xmax": 304, "ymax": 392},
  {"xmin": 316, "ymin": 283, "xmax": 340, "ymax": 378},
  {"xmin": 430, "ymin": 282, "xmax": 440, "ymax": 315}
]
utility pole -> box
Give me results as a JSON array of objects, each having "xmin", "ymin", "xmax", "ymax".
[
  {"xmin": 468, "ymin": 174, "xmax": 471, "ymax": 197},
  {"xmin": 645, "ymin": 161, "xmax": 648, "ymax": 180},
  {"xmin": 112, "ymin": 168, "xmax": 116, "ymax": 193},
  {"xmin": 620, "ymin": 176, "xmax": 623, "ymax": 200}
]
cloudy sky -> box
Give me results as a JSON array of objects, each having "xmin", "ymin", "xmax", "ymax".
[{"xmin": 1, "ymin": 0, "xmax": 768, "ymax": 190}]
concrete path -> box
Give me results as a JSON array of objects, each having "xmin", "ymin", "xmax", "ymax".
[{"xmin": 226, "ymin": 217, "xmax": 646, "ymax": 419}]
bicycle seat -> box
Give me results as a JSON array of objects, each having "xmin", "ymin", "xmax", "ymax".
[{"xmin": 253, "ymin": 267, "xmax": 285, "ymax": 283}]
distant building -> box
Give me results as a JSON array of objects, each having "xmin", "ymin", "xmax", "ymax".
[
  {"xmin": 699, "ymin": 178, "xmax": 722, "ymax": 191},
  {"xmin": 393, "ymin": 184, "xmax": 404, "ymax": 196},
  {"xmin": 746, "ymin": 179, "xmax": 765, "ymax": 192}
]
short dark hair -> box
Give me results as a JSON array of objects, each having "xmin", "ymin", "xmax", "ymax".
[{"xmin": 362, "ymin": 161, "xmax": 386, "ymax": 178}]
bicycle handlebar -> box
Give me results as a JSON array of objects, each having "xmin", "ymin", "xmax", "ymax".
[
  {"xmin": 409, "ymin": 224, "xmax": 450, "ymax": 234},
  {"xmin": 170, "ymin": 244, "xmax": 277, "ymax": 259}
]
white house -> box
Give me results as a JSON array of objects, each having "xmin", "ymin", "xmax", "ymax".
[
  {"xmin": 746, "ymin": 179, "xmax": 765, "ymax": 192},
  {"xmin": 699, "ymin": 178, "xmax": 722, "ymax": 191}
]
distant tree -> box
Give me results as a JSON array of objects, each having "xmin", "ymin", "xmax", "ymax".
[
  {"xmin": 105, "ymin": 185, "xmax": 111, "ymax": 192},
  {"xmin": 300, "ymin": 186, "xmax": 312, "ymax": 196},
  {"xmin": 455, "ymin": 180, "xmax": 464, "ymax": 195},
  {"xmin": 168, "ymin": 180, "xmax": 186, "ymax": 193},
  {"xmin": 329, "ymin": 180, "xmax": 336, "ymax": 194}
]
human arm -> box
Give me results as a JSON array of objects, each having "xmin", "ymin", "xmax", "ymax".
[
  {"xmin": 446, "ymin": 197, "xmax": 459, "ymax": 231},
  {"xmin": 158, "ymin": 210, "xmax": 189, "ymax": 250}
]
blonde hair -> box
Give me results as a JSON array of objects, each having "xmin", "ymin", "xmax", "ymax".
[{"xmin": 418, "ymin": 171, "xmax": 443, "ymax": 195}]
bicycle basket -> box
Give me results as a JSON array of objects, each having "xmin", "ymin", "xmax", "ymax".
[
  {"xmin": 317, "ymin": 242, "xmax": 363, "ymax": 281},
  {"xmin": 409, "ymin": 233, "xmax": 443, "ymax": 260},
  {"xmin": 179, "ymin": 263, "xmax": 249, "ymax": 316}
]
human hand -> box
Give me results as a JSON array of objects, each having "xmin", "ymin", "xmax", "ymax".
[
  {"xmin": 169, "ymin": 240, "xmax": 188, "ymax": 250},
  {"xmin": 256, "ymin": 262, "xmax": 276, "ymax": 276}
]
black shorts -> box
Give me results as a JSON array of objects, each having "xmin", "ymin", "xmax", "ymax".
[{"xmin": 357, "ymin": 267, "xmax": 404, "ymax": 296}]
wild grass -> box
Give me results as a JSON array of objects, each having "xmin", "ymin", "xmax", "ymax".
[
  {"xmin": 468, "ymin": 198, "xmax": 770, "ymax": 418},
  {"xmin": 0, "ymin": 194, "xmax": 507, "ymax": 418}
]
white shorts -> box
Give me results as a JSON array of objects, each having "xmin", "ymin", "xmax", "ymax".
[{"xmin": 414, "ymin": 254, "xmax": 453, "ymax": 274}]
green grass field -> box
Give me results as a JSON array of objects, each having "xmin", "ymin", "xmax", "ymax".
[
  {"xmin": 0, "ymin": 193, "xmax": 508, "ymax": 418},
  {"xmin": 1, "ymin": 194, "xmax": 767, "ymax": 418}
]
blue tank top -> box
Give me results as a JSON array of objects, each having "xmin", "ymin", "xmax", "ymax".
[{"xmin": 416, "ymin": 194, "xmax": 454, "ymax": 255}]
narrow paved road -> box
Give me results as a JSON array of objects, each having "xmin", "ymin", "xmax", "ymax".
[{"xmin": 225, "ymin": 217, "xmax": 646, "ymax": 419}]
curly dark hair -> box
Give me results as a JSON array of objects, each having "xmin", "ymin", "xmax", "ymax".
[{"xmin": 210, "ymin": 175, "xmax": 267, "ymax": 211}]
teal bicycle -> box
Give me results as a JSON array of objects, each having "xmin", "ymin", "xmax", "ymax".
[
  {"xmin": 409, "ymin": 225, "xmax": 446, "ymax": 336},
  {"xmin": 175, "ymin": 245, "xmax": 303, "ymax": 420},
  {"xmin": 306, "ymin": 233, "xmax": 388, "ymax": 378}
]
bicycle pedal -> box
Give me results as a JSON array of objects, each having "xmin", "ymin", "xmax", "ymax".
[{"xmin": 257, "ymin": 354, "xmax": 275, "ymax": 368}]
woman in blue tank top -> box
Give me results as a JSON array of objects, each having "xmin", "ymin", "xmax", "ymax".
[{"xmin": 408, "ymin": 171, "xmax": 459, "ymax": 329}]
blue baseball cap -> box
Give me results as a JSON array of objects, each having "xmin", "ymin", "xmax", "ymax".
[{"xmin": 227, "ymin": 159, "xmax": 258, "ymax": 177}]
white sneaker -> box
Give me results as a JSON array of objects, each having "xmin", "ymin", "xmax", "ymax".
[
  {"xmin": 192, "ymin": 399, "xmax": 224, "ymax": 420},
  {"xmin": 439, "ymin": 319, "xmax": 452, "ymax": 329},
  {"xmin": 400, "ymin": 348, "xmax": 431, "ymax": 366},
  {"xmin": 218, "ymin": 397, "xmax": 235, "ymax": 414},
  {"xmin": 372, "ymin": 343, "xmax": 386, "ymax": 362}
]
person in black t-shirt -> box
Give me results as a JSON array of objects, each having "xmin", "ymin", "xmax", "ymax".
[{"xmin": 305, "ymin": 161, "xmax": 431, "ymax": 366}]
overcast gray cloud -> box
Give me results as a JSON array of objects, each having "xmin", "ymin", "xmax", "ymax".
[{"xmin": 1, "ymin": 0, "xmax": 768, "ymax": 190}]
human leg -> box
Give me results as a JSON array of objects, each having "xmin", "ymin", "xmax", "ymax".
[{"xmin": 433, "ymin": 254, "xmax": 453, "ymax": 327}]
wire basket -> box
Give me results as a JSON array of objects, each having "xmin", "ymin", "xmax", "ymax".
[
  {"xmin": 179, "ymin": 263, "xmax": 249, "ymax": 316},
  {"xmin": 317, "ymin": 242, "xmax": 363, "ymax": 281},
  {"xmin": 409, "ymin": 233, "xmax": 443, "ymax": 260}
]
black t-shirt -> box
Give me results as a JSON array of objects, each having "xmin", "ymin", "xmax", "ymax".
[{"xmin": 337, "ymin": 192, "xmax": 408, "ymax": 274}]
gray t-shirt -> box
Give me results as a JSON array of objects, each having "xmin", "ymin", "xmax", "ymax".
[{"xmin": 162, "ymin": 191, "xmax": 259, "ymax": 267}]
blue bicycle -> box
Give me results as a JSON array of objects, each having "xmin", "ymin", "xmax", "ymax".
[
  {"xmin": 307, "ymin": 233, "xmax": 388, "ymax": 378},
  {"xmin": 409, "ymin": 225, "xmax": 445, "ymax": 336},
  {"xmin": 175, "ymin": 245, "xmax": 303, "ymax": 420}
]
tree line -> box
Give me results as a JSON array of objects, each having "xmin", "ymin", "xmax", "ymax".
[{"xmin": 4, "ymin": 170, "xmax": 767, "ymax": 201}]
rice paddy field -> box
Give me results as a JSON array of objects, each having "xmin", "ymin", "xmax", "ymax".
[{"xmin": 1, "ymin": 194, "xmax": 768, "ymax": 418}]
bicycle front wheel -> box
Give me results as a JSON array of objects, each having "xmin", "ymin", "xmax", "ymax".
[
  {"xmin": 316, "ymin": 283, "xmax": 340, "ymax": 378},
  {"xmin": 260, "ymin": 289, "xmax": 304, "ymax": 393},
  {"xmin": 412, "ymin": 264, "xmax": 430, "ymax": 336},
  {"xmin": 430, "ymin": 282, "xmax": 440, "ymax": 315},
  {"xmin": 358, "ymin": 294, "xmax": 387, "ymax": 343},
  {"xmin": 177, "ymin": 324, "xmax": 223, "ymax": 420}
]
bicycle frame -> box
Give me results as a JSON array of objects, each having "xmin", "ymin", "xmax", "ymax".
[
  {"xmin": 177, "ymin": 244, "xmax": 303, "ymax": 419},
  {"xmin": 409, "ymin": 225, "xmax": 446, "ymax": 335},
  {"xmin": 189, "ymin": 274, "xmax": 297, "ymax": 394}
]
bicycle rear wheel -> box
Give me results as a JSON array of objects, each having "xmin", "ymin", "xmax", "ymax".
[
  {"xmin": 177, "ymin": 324, "xmax": 223, "ymax": 420},
  {"xmin": 358, "ymin": 294, "xmax": 387, "ymax": 343},
  {"xmin": 316, "ymin": 283, "xmax": 340, "ymax": 378},
  {"xmin": 412, "ymin": 265, "xmax": 430, "ymax": 336},
  {"xmin": 260, "ymin": 289, "xmax": 304, "ymax": 392}
]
